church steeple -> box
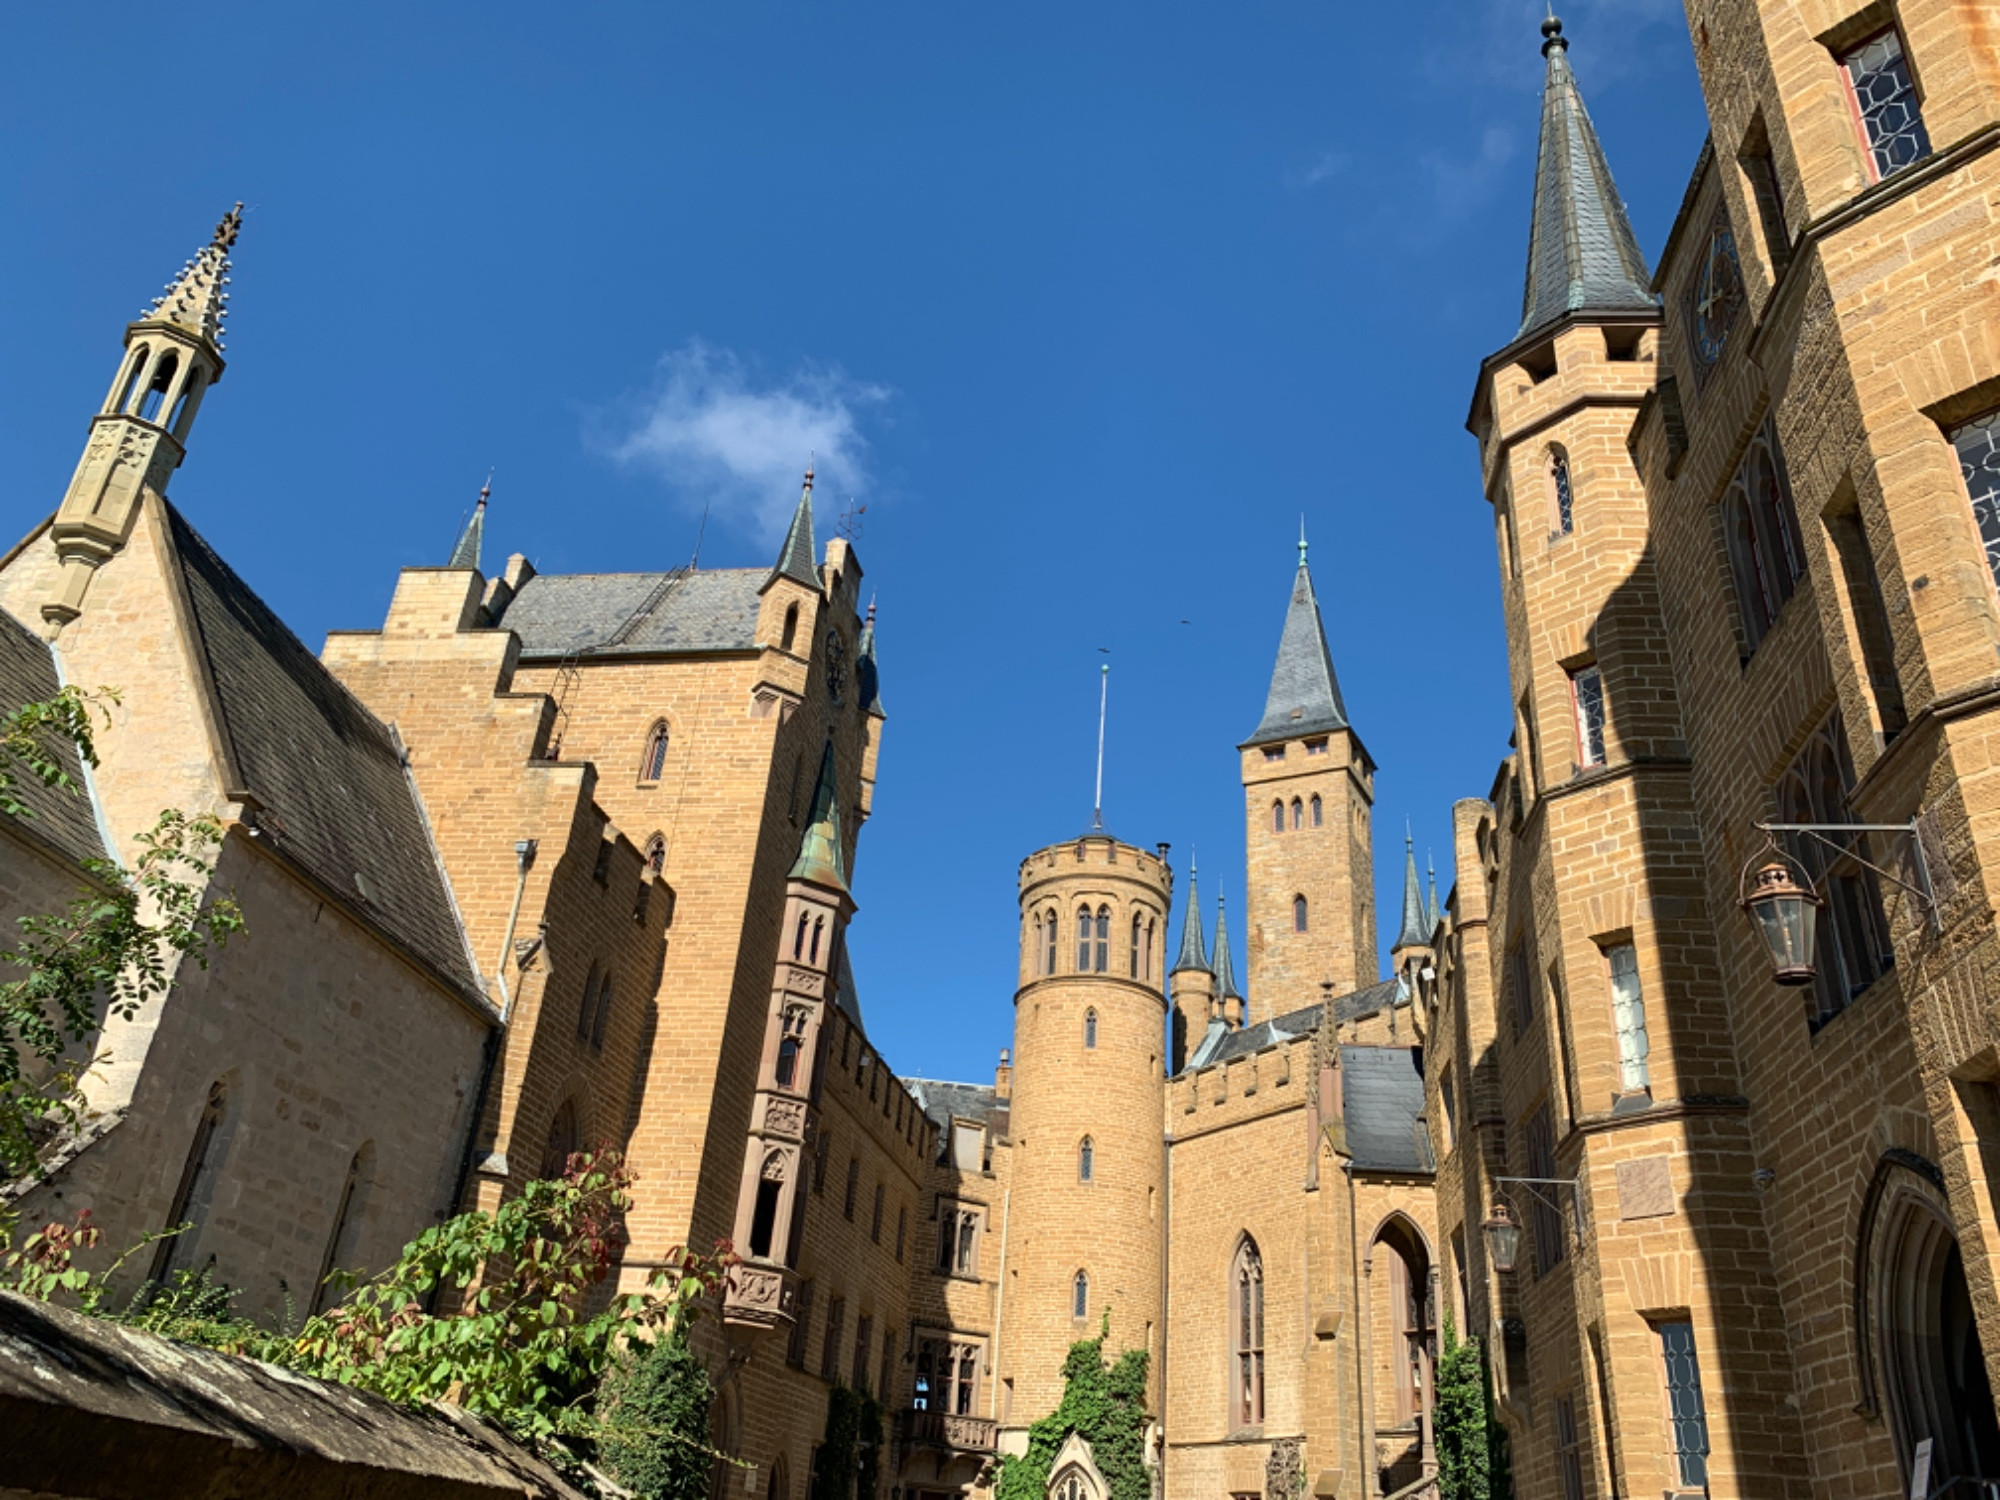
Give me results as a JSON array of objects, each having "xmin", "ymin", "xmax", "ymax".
[
  {"xmin": 44, "ymin": 204, "xmax": 241, "ymax": 633},
  {"xmin": 1244, "ymin": 534, "xmax": 1349, "ymax": 748},
  {"xmin": 1518, "ymin": 16, "xmax": 1654, "ymax": 339},
  {"xmin": 766, "ymin": 468, "xmax": 819, "ymax": 591}
]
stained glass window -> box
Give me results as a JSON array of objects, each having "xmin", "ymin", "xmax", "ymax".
[
  {"xmin": 1657, "ymin": 1321, "xmax": 1711, "ymax": 1487},
  {"xmin": 1607, "ymin": 944, "xmax": 1650, "ymax": 1093},
  {"xmin": 1571, "ymin": 665, "xmax": 1607, "ymax": 768},
  {"xmin": 1232, "ymin": 1239, "xmax": 1265, "ymax": 1427},
  {"xmin": 1079, "ymin": 1137, "xmax": 1093, "ymax": 1182},
  {"xmin": 1073, "ymin": 1270, "xmax": 1089, "ymax": 1319},
  {"xmin": 1844, "ymin": 30, "xmax": 1931, "ymax": 181},
  {"xmin": 1551, "ymin": 450, "xmax": 1575, "ymax": 536},
  {"xmin": 1952, "ymin": 409, "xmax": 2000, "ymax": 594}
]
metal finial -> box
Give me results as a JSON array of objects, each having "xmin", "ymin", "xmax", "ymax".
[
  {"xmin": 1298, "ymin": 515, "xmax": 1309, "ymax": 565},
  {"xmin": 478, "ymin": 469, "xmax": 492, "ymax": 508},
  {"xmin": 866, "ymin": 591, "xmax": 877, "ymax": 625},
  {"xmin": 1542, "ymin": 13, "xmax": 1568, "ymax": 53}
]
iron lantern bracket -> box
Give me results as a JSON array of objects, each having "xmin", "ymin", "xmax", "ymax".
[
  {"xmin": 1493, "ymin": 1175, "xmax": 1588, "ymax": 1246},
  {"xmin": 1756, "ymin": 818, "xmax": 1941, "ymax": 934}
]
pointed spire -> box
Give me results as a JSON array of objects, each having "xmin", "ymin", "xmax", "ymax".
[
  {"xmin": 1395, "ymin": 832, "xmax": 1429, "ymax": 950},
  {"xmin": 1518, "ymin": 16, "xmax": 1655, "ymax": 339},
  {"xmin": 145, "ymin": 203, "xmax": 242, "ymax": 350},
  {"xmin": 449, "ymin": 475, "xmax": 489, "ymax": 571},
  {"xmin": 856, "ymin": 594, "xmax": 883, "ymax": 713},
  {"xmin": 788, "ymin": 742, "xmax": 848, "ymax": 893},
  {"xmin": 1172, "ymin": 855, "xmax": 1211, "ymax": 975},
  {"xmin": 1425, "ymin": 853, "xmax": 1443, "ymax": 935},
  {"xmin": 1213, "ymin": 891, "xmax": 1243, "ymax": 1004},
  {"xmin": 766, "ymin": 466, "xmax": 820, "ymax": 590},
  {"xmin": 1245, "ymin": 537, "xmax": 1350, "ymax": 746}
]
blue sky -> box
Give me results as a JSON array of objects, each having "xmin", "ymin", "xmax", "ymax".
[{"xmin": 0, "ymin": 2, "xmax": 1708, "ymax": 1086}]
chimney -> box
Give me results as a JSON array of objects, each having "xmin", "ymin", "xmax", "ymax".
[{"xmin": 994, "ymin": 1048, "xmax": 1012, "ymax": 1102}]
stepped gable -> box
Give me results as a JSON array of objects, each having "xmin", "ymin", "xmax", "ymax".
[
  {"xmin": 0, "ymin": 610, "xmax": 107, "ymax": 867},
  {"xmin": 166, "ymin": 503, "xmax": 481, "ymax": 1002}
]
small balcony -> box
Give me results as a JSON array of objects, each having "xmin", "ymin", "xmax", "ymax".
[
  {"xmin": 896, "ymin": 1407, "xmax": 997, "ymax": 1455},
  {"xmin": 721, "ymin": 1261, "xmax": 798, "ymax": 1330}
]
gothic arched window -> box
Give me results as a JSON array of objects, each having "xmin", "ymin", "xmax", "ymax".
[
  {"xmin": 640, "ymin": 721, "xmax": 671, "ymax": 782},
  {"xmin": 150, "ymin": 1079, "xmax": 228, "ymax": 1283},
  {"xmin": 643, "ymin": 833, "xmax": 666, "ymax": 873},
  {"xmin": 776, "ymin": 1007, "xmax": 808, "ymax": 1089},
  {"xmin": 1077, "ymin": 908, "xmax": 1092, "ymax": 971},
  {"xmin": 540, "ymin": 1100, "xmax": 580, "ymax": 1179},
  {"xmin": 1549, "ymin": 447, "xmax": 1575, "ymax": 536},
  {"xmin": 1084, "ymin": 1008, "xmax": 1098, "ymax": 1049},
  {"xmin": 1079, "ymin": 1136, "xmax": 1094, "ymax": 1182},
  {"xmin": 1073, "ymin": 1270, "xmax": 1090, "ymax": 1319},
  {"xmin": 310, "ymin": 1142, "xmax": 371, "ymax": 1315},
  {"xmin": 781, "ymin": 602, "xmax": 799, "ymax": 652},
  {"xmin": 1272, "ymin": 801, "xmax": 1285, "ymax": 834},
  {"xmin": 1311, "ymin": 794, "xmax": 1323, "ymax": 827},
  {"xmin": 1032, "ymin": 913, "xmax": 1043, "ymax": 974},
  {"xmin": 1291, "ymin": 798, "xmax": 1303, "ymax": 830},
  {"xmin": 1130, "ymin": 912, "xmax": 1142, "ymax": 977},
  {"xmin": 1046, "ymin": 909, "xmax": 1058, "ymax": 975},
  {"xmin": 168, "ymin": 368, "xmax": 204, "ymax": 437},
  {"xmin": 1232, "ymin": 1237, "xmax": 1265, "ymax": 1428},
  {"xmin": 1094, "ymin": 906, "xmax": 1110, "ymax": 972},
  {"xmin": 137, "ymin": 351, "xmax": 178, "ymax": 423},
  {"xmin": 1294, "ymin": 896, "xmax": 1308, "ymax": 934},
  {"xmin": 114, "ymin": 345, "xmax": 149, "ymax": 414}
]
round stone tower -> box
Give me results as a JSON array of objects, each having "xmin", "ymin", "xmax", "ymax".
[{"xmin": 999, "ymin": 832, "xmax": 1171, "ymax": 1437}]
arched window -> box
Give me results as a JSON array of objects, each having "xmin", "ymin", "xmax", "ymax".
[
  {"xmin": 1130, "ymin": 912, "xmax": 1142, "ymax": 977},
  {"xmin": 113, "ymin": 345, "xmax": 149, "ymax": 415},
  {"xmin": 1272, "ymin": 801, "xmax": 1285, "ymax": 834},
  {"xmin": 311, "ymin": 1143, "xmax": 373, "ymax": 1315},
  {"xmin": 1093, "ymin": 906, "xmax": 1110, "ymax": 972},
  {"xmin": 793, "ymin": 912, "xmax": 810, "ymax": 961},
  {"xmin": 1549, "ymin": 447, "xmax": 1575, "ymax": 535},
  {"xmin": 150, "ymin": 1079, "xmax": 228, "ymax": 1282},
  {"xmin": 640, "ymin": 721, "xmax": 670, "ymax": 782},
  {"xmin": 1145, "ymin": 919, "xmax": 1155, "ymax": 981},
  {"xmin": 576, "ymin": 965, "xmax": 600, "ymax": 1040},
  {"xmin": 1232, "ymin": 1237, "xmax": 1266, "ymax": 1428},
  {"xmin": 591, "ymin": 971, "xmax": 615, "ymax": 1048},
  {"xmin": 1079, "ymin": 1137, "xmax": 1094, "ymax": 1182},
  {"xmin": 1721, "ymin": 420, "xmax": 1804, "ymax": 653},
  {"xmin": 540, "ymin": 1100, "xmax": 580, "ymax": 1179},
  {"xmin": 809, "ymin": 914, "xmax": 824, "ymax": 966},
  {"xmin": 1073, "ymin": 1270, "xmax": 1090, "ymax": 1319},
  {"xmin": 643, "ymin": 833, "xmax": 666, "ymax": 873},
  {"xmin": 1046, "ymin": 910, "xmax": 1058, "ymax": 975},
  {"xmin": 1077, "ymin": 909, "xmax": 1092, "ymax": 971},
  {"xmin": 167, "ymin": 368, "xmax": 204, "ymax": 437},
  {"xmin": 766, "ymin": 1457, "xmax": 790, "ymax": 1500},
  {"xmin": 1293, "ymin": 896, "xmax": 1308, "ymax": 933},
  {"xmin": 1310, "ymin": 795, "xmax": 1323, "ymax": 827},
  {"xmin": 1032, "ymin": 913, "xmax": 1044, "ymax": 974},
  {"xmin": 1084, "ymin": 1008, "xmax": 1098, "ymax": 1049},
  {"xmin": 136, "ymin": 351, "xmax": 178, "ymax": 423},
  {"xmin": 781, "ymin": 602, "xmax": 799, "ymax": 652},
  {"xmin": 749, "ymin": 1150, "xmax": 786, "ymax": 1259},
  {"xmin": 776, "ymin": 1007, "xmax": 807, "ymax": 1089},
  {"xmin": 1291, "ymin": 798, "xmax": 1303, "ymax": 830}
]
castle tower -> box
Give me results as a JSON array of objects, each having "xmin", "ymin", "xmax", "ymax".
[
  {"xmin": 1239, "ymin": 535, "xmax": 1376, "ymax": 1004},
  {"xmin": 1001, "ymin": 833, "xmax": 1171, "ymax": 1432},
  {"xmin": 1167, "ymin": 858, "xmax": 1214, "ymax": 1073},
  {"xmin": 44, "ymin": 204, "xmax": 240, "ymax": 633}
]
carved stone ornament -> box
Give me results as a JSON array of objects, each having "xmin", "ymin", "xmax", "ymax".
[
  {"xmin": 1265, "ymin": 1437, "xmax": 1304, "ymax": 1500},
  {"xmin": 785, "ymin": 966, "xmax": 826, "ymax": 997},
  {"xmin": 763, "ymin": 1097, "xmax": 808, "ymax": 1139}
]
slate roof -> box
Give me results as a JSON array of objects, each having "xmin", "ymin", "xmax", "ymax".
[
  {"xmin": 1341, "ymin": 1044, "xmax": 1434, "ymax": 1175},
  {"xmin": 1186, "ymin": 979, "xmax": 1402, "ymax": 1071},
  {"xmin": 0, "ymin": 611, "xmax": 107, "ymax": 868},
  {"xmin": 1519, "ymin": 18, "xmax": 1656, "ymax": 339},
  {"xmin": 1244, "ymin": 558, "xmax": 1349, "ymax": 748},
  {"xmin": 1394, "ymin": 840, "xmax": 1429, "ymax": 950},
  {"xmin": 1211, "ymin": 896, "xmax": 1243, "ymax": 1002},
  {"xmin": 906, "ymin": 1079, "xmax": 1008, "ymax": 1145},
  {"xmin": 488, "ymin": 569, "xmax": 764, "ymax": 659},
  {"xmin": 768, "ymin": 483, "xmax": 819, "ymax": 591},
  {"xmin": 448, "ymin": 498, "xmax": 485, "ymax": 572},
  {"xmin": 166, "ymin": 504, "xmax": 483, "ymax": 1002},
  {"xmin": 1172, "ymin": 865, "xmax": 1210, "ymax": 974}
]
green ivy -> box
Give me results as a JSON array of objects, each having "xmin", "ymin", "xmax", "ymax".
[
  {"xmin": 812, "ymin": 1383, "xmax": 863, "ymax": 1500},
  {"xmin": 1434, "ymin": 1306, "xmax": 1511, "ymax": 1500},
  {"xmin": 993, "ymin": 1321, "xmax": 1150, "ymax": 1500},
  {"xmin": 598, "ymin": 1326, "xmax": 717, "ymax": 1500}
]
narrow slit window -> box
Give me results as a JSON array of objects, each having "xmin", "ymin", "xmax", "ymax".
[
  {"xmin": 1290, "ymin": 798, "xmax": 1303, "ymax": 830},
  {"xmin": 1232, "ymin": 1238, "xmax": 1265, "ymax": 1428},
  {"xmin": 1272, "ymin": 801, "xmax": 1285, "ymax": 834},
  {"xmin": 1657, "ymin": 1321, "xmax": 1712, "ymax": 1489},
  {"xmin": 1094, "ymin": 906, "xmax": 1109, "ymax": 972},
  {"xmin": 1550, "ymin": 449, "xmax": 1575, "ymax": 536},
  {"xmin": 1606, "ymin": 943, "xmax": 1650, "ymax": 1093},
  {"xmin": 1079, "ymin": 1136, "xmax": 1093, "ymax": 1182},
  {"xmin": 1570, "ymin": 665, "xmax": 1607, "ymax": 768},
  {"xmin": 1129, "ymin": 913, "xmax": 1142, "ymax": 978},
  {"xmin": 1842, "ymin": 30, "xmax": 1930, "ymax": 181},
  {"xmin": 640, "ymin": 722, "xmax": 670, "ymax": 781},
  {"xmin": 1293, "ymin": 896, "xmax": 1308, "ymax": 933},
  {"xmin": 1310, "ymin": 794, "xmax": 1323, "ymax": 827},
  {"xmin": 1073, "ymin": 1271, "xmax": 1089, "ymax": 1319},
  {"xmin": 1084, "ymin": 1008, "xmax": 1098, "ymax": 1049},
  {"xmin": 1046, "ymin": 909, "xmax": 1058, "ymax": 975}
]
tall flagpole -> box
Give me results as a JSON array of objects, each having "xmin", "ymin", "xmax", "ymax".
[{"xmin": 1092, "ymin": 662, "xmax": 1109, "ymax": 833}]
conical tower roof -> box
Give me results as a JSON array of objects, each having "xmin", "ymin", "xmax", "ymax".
[
  {"xmin": 1425, "ymin": 855, "xmax": 1442, "ymax": 935},
  {"xmin": 788, "ymin": 742, "xmax": 848, "ymax": 894},
  {"xmin": 856, "ymin": 596, "xmax": 883, "ymax": 713},
  {"xmin": 1394, "ymin": 834, "xmax": 1428, "ymax": 950},
  {"xmin": 1245, "ymin": 532, "xmax": 1349, "ymax": 747},
  {"xmin": 766, "ymin": 468, "xmax": 819, "ymax": 590},
  {"xmin": 449, "ymin": 480, "xmax": 489, "ymax": 571},
  {"xmin": 1518, "ymin": 17, "xmax": 1655, "ymax": 339},
  {"xmin": 1213, "ymin": 891, "xmax": 1243, "ymax": 1003},
  {"xmin": 1172, "ymin": 858, "xmax": 1211, "ymax": 975},
  {"xmin": 143, "ymin": 203, "xmax": 242, "ymax": 350}
]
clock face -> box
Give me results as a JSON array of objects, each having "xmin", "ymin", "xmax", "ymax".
[
  {"xmin": 1692, "ymin": 226, "xmax": 1742, "ymax": 368},
  {"xmin": 824, "ymin": 629, "xmax": 847, "ymax": 705}
]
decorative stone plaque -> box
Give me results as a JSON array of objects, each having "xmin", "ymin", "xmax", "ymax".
[{"xmin": 1616, "ymin": 1156, "xmax": 1675, "ymax": 1219}]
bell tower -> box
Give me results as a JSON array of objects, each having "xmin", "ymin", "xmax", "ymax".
[
  {"xmin": 44, "ymin": 204, "xmax": 240, "ymax": 633},
  {"xmin": 1239, "ymin": 535, "xmax": 1377, "ymax": 1006}
]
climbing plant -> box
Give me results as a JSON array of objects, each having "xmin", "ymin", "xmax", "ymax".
[
  {"xmin": 597, "ymin": 1324, "xmax": 718, "ymax": 1500},
  {"xmin": 993, "ymin": 1321, "xmax": 1151, "ymax": 1500},
  {"xmin": 1434, "ymin": 1305, "xmax": 1510, "ymax": 1500},
  {"xmin": 811, "ymin": 1382, "xmax": 865, "ymax": 1500}
]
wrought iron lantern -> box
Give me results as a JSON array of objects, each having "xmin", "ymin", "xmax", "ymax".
[
  {"xmin": 1482, "ymin": 1201, "xmax": 1522, "ymax": 1275},
  {"xmin": 1741, "ymin": 861, "xmax": 1820, "ymax": 987}
]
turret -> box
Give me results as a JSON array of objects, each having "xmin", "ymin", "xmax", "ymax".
[
  {"xmin": 44, "ymin": 205, "xmax": 240, "ymax": 632},
  {"xmin": 1239, "ymin": 531, "xmax": 1377, "ymax": 1004},
  {"xmin": 1168, "ymin": 857, "xmax": 1215, "ymax": 1072},
  {"xmin": 1000, "ymin": 833, "xmax": 1170, "ymax": 1435},
  {"xmin": 1390, "ymin": 834, "xmax": 1433, "ymax": 981}
]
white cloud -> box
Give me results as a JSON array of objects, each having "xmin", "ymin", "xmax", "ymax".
[
  {"xmin": 1285, "ymin": 149, "xmax": 1349, "ymax": 192},
  {"xmin": 600, "ymin": 340, "xmax": 891, "ymax": 545}
]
